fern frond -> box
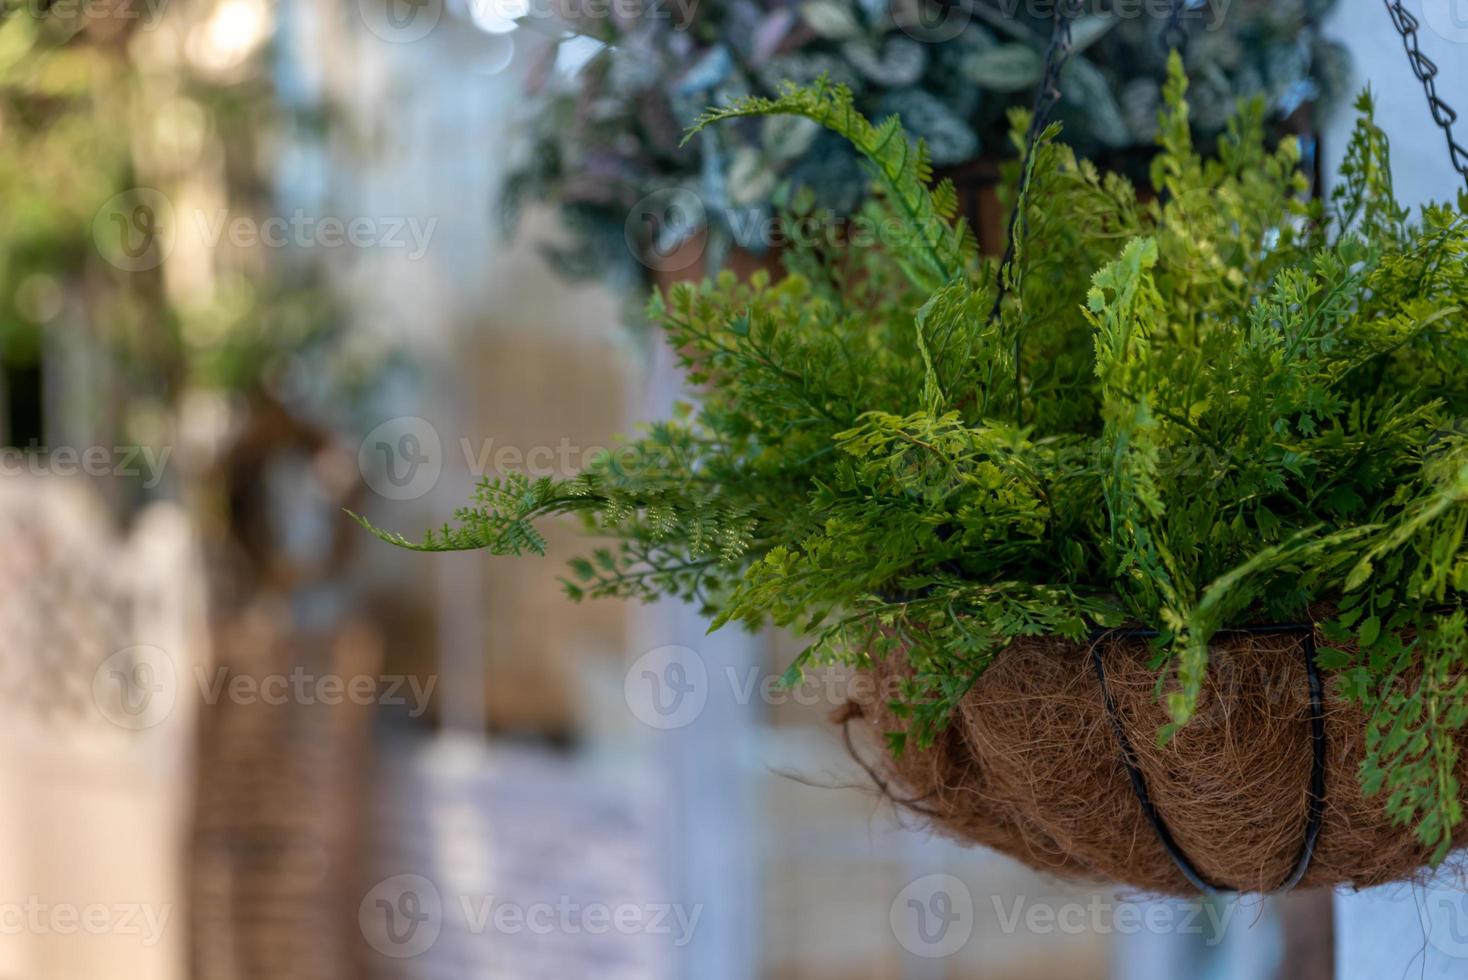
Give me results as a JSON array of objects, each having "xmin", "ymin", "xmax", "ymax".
[
  {"xmin": 1362, "ymin": 611, "xmax": 1468, "ymax": 864},
  {"xmin": 684, "ymin": 78, "xmax": 975, "ymax": 290}
]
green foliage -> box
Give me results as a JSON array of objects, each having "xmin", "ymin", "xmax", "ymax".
[
  {"xmin": 1359, "ymin": 611, "xmax": 1468, "ymax": 864},
  {"xmin": 364, "ymin": 59, "xmax": 1468, "ymax": 861},
  {"xmin": 684, "ymin": 78, "xmax": 978, "ymax": 291},
  {"xmin": 0, "ymin": 12, "xmax": 365, "ymax": 426}
]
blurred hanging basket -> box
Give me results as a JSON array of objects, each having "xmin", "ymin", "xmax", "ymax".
[{"xmin": 839, "ymin": 625, "xmax": 1464, "ymax": 896}]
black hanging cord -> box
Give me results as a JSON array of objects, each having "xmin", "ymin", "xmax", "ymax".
[
  {"xmin": 1089, "ymin": 622, "xmax": 1328, "ymax": 894},
  {"xmin": 1382, "ymin": 0, "xmax": 1468, "ymax": 189},
  {"xmin": 986, "ymin": 0, "xmax": 1086, "ymax": 426},
  {"xmin": 989, "ymin": 0, "xmax": 1191, "ymax": 424},
  {"xmin": 987, "ymin": 0, "xmax": 1086, "ymax": 316}
]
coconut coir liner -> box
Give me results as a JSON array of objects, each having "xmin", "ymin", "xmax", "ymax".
[{"xmin": 838, "ymin": 628, "xmax": 1468, "ymax": 894}]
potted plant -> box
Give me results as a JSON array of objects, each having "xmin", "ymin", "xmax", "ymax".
[
  {"xmin": 362, "ymin": 55, "xmax": 1468, "ymax": 893},
  {"xmin": 501, "ymin": 0, "xmax": 1348, "ymax": 283}
]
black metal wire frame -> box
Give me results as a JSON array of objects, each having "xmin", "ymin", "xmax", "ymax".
[{"xmin": 1087, "ymin": 622, "xmax": 1327, "ymax": 894}]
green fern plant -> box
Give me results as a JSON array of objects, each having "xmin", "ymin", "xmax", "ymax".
[
  {"xmin": 683, "ymin": 78, "xmax": 978, "ymax": 291},
  {"xmin": 358, "ymin": 56, "xmax": 1468, "ymax": 862}
]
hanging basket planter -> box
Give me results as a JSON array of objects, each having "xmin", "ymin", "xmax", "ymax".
[
  {"xmin": 840, "ymin": 625, "xmax": 1464, "ymax": 896},
  {"xmin": 363, "ymin": 3, "xmax": 1468, "ymax": 895}
]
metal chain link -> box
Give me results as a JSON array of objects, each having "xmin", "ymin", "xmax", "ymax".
[
  {"xmin": 988, "ymin": 0, "xmax": 1086, "ymax": 320},
  {"xmin": 987, "ymin": 0, "xmax": 1087, "ymax": 424},
  {"xmin": 989, "ymin": 0, "xmax": 1191, "ymax": 423},
  {"xmin": 1382, "ymin": 0, "xmax": 1468, "ymax": 188}
]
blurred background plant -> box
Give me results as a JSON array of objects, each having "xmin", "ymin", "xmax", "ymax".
[
  {"xmin": 0, "ymin": 12, "xmax": 145, "ymax": 470},
  {"xmin": 0, "ymin": 6, "xmax": 417, "ymax": 977},
  {"xmin": 501, "ymin": 0, "xmax": 1349, "ymax": 288},
  {"xmin": 0, "ymin": 1, "xmax": 410, "ymax": 590}
]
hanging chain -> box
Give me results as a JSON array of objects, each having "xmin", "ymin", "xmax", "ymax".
[
  {"xmin": 990, "ymin": 0, "xmax": 1188, "ymax": 327},
  {"xmin": 987, "ymin": 0, "xmax": 1086, "ymax": 424},
  {"xmin": 1382, "ymin": 0, "xmax": 1468, "ymax": 188}
]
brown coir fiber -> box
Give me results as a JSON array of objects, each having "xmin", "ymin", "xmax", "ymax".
[{"xmin": 838, "ymin": 628, "xmax": 1468, "ymax": 895}]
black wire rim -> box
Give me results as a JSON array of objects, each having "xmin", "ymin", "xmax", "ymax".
[{"xmin": 1088, "ymin": 622, "xmax": 1327, "ymax": 894}]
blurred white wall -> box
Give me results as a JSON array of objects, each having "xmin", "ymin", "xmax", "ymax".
[{"xmin": 0, "ymin": 483, "xmax": 205, "ymax": 980}]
